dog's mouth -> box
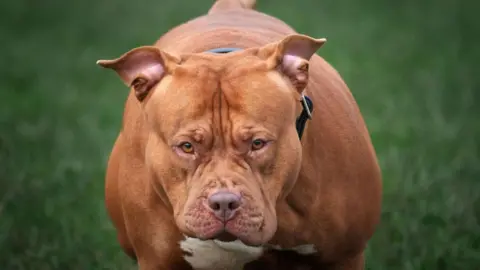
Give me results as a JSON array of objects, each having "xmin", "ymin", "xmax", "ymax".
[
  {"xmin": 211, "ymin": 230, "xmax": 238, "ymax": 242},
  {"xmin": 182, "ymin": 195, "xmax": 269, "ymax": 246}
]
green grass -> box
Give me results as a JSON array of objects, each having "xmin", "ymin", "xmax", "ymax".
[{"xmin": 0, "ymin": 0, "xmax": 478, "ymax": 269}]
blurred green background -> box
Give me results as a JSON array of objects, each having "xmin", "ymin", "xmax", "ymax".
[{"xmin": 1, "ymin": 0, "xmax": 478, "ymax": 269}]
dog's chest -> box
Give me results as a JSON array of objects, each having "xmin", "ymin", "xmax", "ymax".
[{"xmin": 179, "ymin": 237, "xmax": 317, "ymax": 270}]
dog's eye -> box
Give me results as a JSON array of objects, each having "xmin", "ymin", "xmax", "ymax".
[
  {"xmin": 180, "ymin": 142, "xmax": 194, "ymax": 154},
  {"xmin": 251, "ymin": 139, "xmax": 266, "ymax": 151}
]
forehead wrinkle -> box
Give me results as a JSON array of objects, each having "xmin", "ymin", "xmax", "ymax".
[
  {"xmin": 220, "ymin": 84, "xmax": 234, "ymax": 146},
  {"xmin": 210, "ymin": 82, "xmax": 226, "ymax": 152}
]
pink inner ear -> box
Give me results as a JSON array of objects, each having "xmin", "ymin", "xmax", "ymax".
[
  {"xmin": 140, "ymin": 63, "xmax": 165, "ymax": 81},
  {"xmin": 110, "ymin": 49, "xmax": 167, "ymax": 86},
  {"xmin": 282, "ymin": 54, "xmax": 308, "ymax": 82}
]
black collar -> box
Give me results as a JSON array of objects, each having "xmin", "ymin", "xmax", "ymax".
[{"xmin": 206, "ymin": 47, "xmax": 314, "ymax": 140}]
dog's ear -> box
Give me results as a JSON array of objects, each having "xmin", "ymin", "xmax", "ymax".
[
  {"xmin": 97, "ymin": 46, "xmax": 180, "ymax": 101},
  {"xmin": 257, "ymin": 34, "xmax": 326, "ymax": 93}
]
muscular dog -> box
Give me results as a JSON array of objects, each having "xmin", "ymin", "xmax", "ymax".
[{"xmin": 97, "ymin": 0, "xmax": 382, "ymax": 269}]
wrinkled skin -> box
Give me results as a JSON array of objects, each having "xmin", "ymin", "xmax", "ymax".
[
  {"xmin": 97, "ymin": 0, "xmax": 382, "ymax": 269},
  {"xmin": 143, "ymin": 55, "xmax": 304, "ymax": 246}
]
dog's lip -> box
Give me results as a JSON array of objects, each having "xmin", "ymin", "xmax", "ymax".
[
  {"xmin": 213, "ymin": 231, "xmax": 266, "ymax": 247},
  {"xmin": 211, "ymin": 230, "xmax": 238, "ymax": 242},
  {"xmin": 186, "ymin": 231, "xmax": 265, "ymax": 248}
]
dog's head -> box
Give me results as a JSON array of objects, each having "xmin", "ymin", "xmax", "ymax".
[{"xmin": 97, "ymin": 34, "xmax": 325, "ymax": 246}]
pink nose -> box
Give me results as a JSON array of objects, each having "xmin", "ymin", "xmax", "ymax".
[{"xmin": 207, "ymin": 191, "xmax": 241, "ymax": 222}]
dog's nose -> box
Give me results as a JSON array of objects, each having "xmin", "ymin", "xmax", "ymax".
[{"xmin": 207, "ymin": 191, "xmax": 241, "ymax": 222}]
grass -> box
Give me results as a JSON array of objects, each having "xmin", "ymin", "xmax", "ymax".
[{"xmin": 0, "ymin": 0, "xmax": 478, "ymax": 269}]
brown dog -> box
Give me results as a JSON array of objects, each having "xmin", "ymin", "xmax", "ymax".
[{"xmin": 97, "ymin": 0, "xmax": 382, "ymax": 269}]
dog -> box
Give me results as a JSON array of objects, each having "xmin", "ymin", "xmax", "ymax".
[{"xmin": 96, "ymin": 0, "xmax": 382, "ymax": 269}]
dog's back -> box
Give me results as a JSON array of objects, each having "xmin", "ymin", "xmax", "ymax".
[{"xmin": 155, "ymin": 0, "xmax": 296, "ymax": 53}]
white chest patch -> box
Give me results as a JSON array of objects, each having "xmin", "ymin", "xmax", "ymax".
[
  {"xmin": 180, "ymin": 237, "xmax": 264, "ymax": 270},
  {"xmin": 179, "ymin": 237, "xmax": 318, "ymax": 270}
]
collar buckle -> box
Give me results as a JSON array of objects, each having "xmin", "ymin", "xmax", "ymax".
[{"xmin": 301, "ymin": 95, "xmax": 312, "ymax": 119}]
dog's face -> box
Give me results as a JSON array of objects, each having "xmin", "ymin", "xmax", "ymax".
[{"xmin": 97, "ymin": 34, "xmax": 325, "ymax": 246}]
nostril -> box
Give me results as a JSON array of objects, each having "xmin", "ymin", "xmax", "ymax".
[
  {"xmin": 228, "ymin": 201, "xmax": 240, "ymax": 210},
  {"xmin": 211, "ymin": 202, "xmax": 220, "ymax": 211}
]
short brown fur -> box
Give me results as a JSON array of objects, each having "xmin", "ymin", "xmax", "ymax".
[{"xmin": 98, "ymin": 0, "xmax": 382, "ymax": 269}]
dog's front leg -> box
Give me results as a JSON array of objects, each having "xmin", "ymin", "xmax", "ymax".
[
  {"xmin": 119, "ymin": 196, "xmax": 192, "ymax": 270},
  {"xmin": 129, "ymin": 223, "xmax": 193, "ymax": 270}
]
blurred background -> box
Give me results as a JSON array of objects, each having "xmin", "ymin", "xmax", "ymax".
[{"xmin": 0, "ymin": 0, "xmax": 478, "ymax": 269}]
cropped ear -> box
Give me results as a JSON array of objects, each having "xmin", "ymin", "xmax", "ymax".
[
  {"xmin": 257, "ymin": 34, "xmax": 326, "ymax": 93},
  {"xmin": 96, "ymin": 46, "xmax": 180, "ymax": 101}
]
